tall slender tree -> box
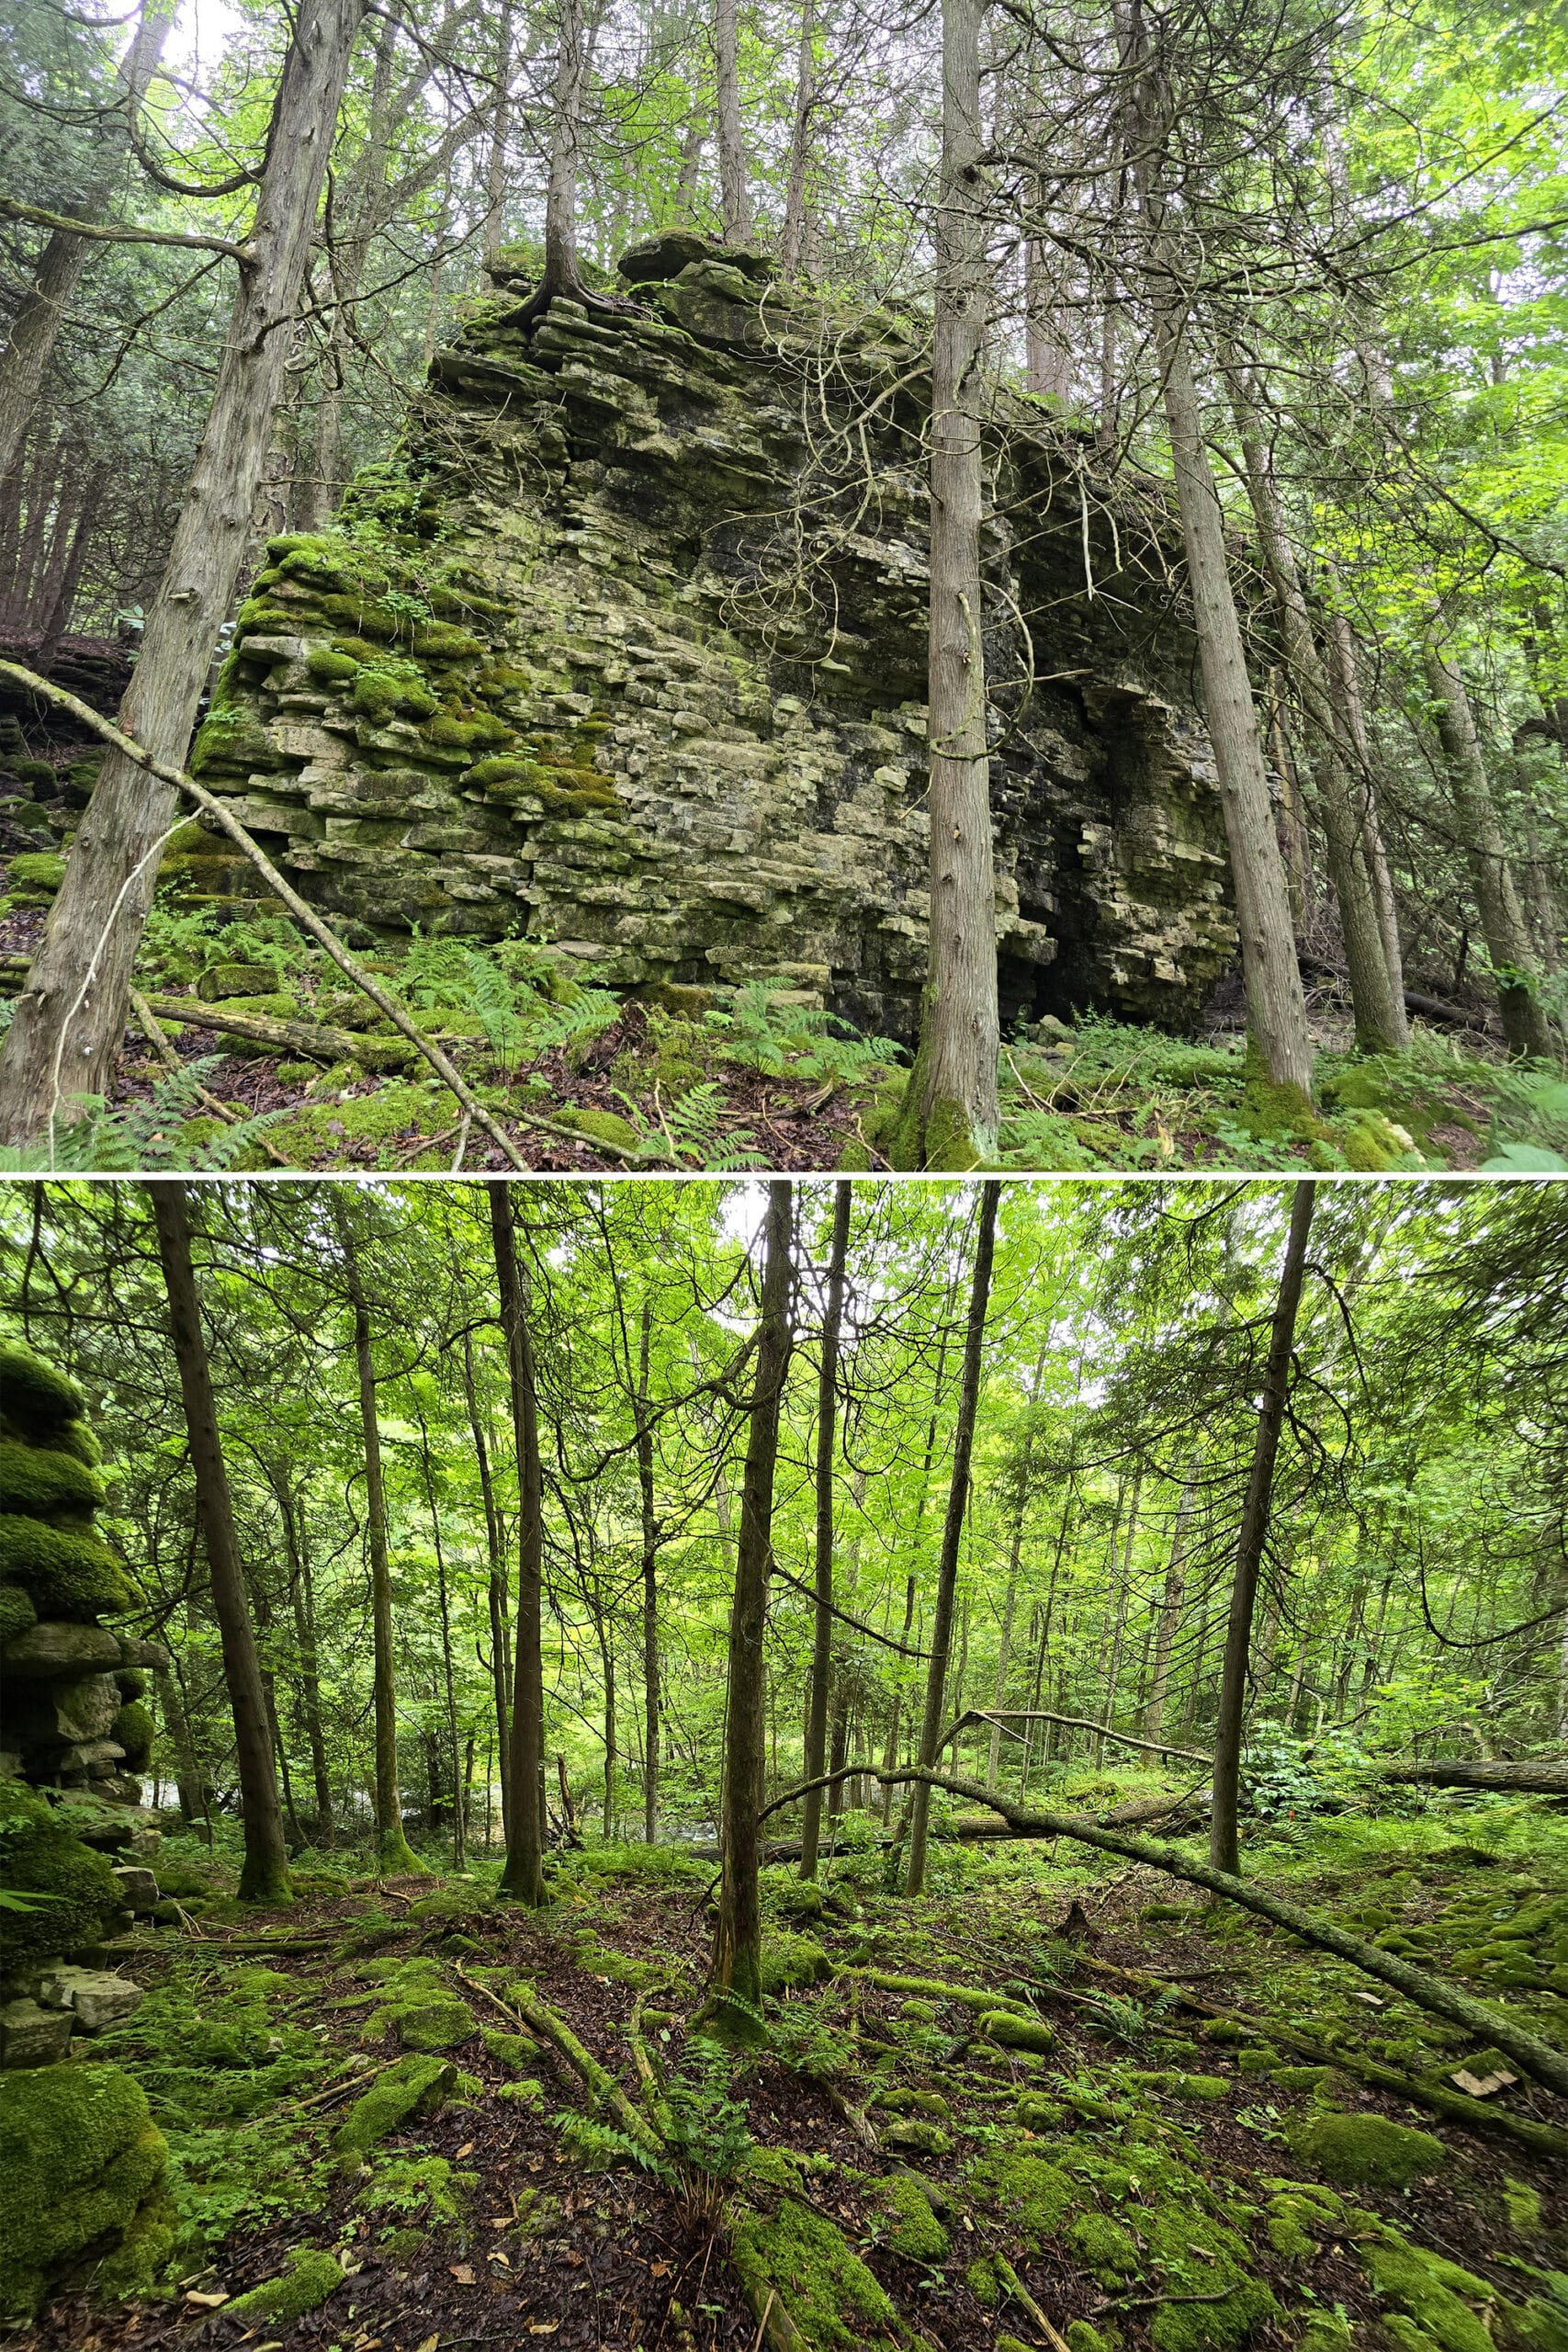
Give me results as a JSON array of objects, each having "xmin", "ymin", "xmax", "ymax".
[
  {"xmin": 151, "ymin": 1183, "xmax": 291, "ymax": 1904},
  {"xmin": 702, "ymin": 1180, "xmax": 795, "ymax": 2041},
  {"xmin": 800, "ymin": 1181, "xmax": 852, "ymax": 1879},
  {"xmin": 0, "ymin": 0, "xmax": 367, "ymax": 1143},
  {"xmin": 491, "ymin": 1184, "xmax": 548, "ymax": 1906},
  {"xmin": 906, "ymin": 1181, "xmax": 999, "ymax": 1892}
]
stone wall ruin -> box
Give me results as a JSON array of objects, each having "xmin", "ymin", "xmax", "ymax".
[{"xmin": 189, "ymin": 232, "xmax": 1238, "ymax": 1041}]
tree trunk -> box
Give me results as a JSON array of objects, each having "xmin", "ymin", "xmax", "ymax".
[
  {"xmin": 1225, "ymin": 368, "xmax": 1406, "ymax": 1053},
  {"xmin": 0, "ymin": 0, "xmax": 177, "ymax": 487},
  {"xmin": 986, "ymin": 1334, "xmax": 1048, "ymax": 1786},
  {"xmin": 1379, "ymin": 1758, "xmax": 1568, "ymax": 1793},
  {"xmin": 460, "ymin": 1329, "xmax": 513, "ymax": 1848},
  {"xmin": 780, "ymin": 0, "xmax": 818, "ymax": 275},
  {"xmin": 713, "ymin": 0, "xmax": 753, "ymax": 242},
  {"xmin": 422, "ymin": 1427, "xmax": 466, "ymax": 1869},
  {"xmin": 1145, "ymin": 1476, "xmax": 1194, "ymax": 1743},
  {"xmin": 1324, "ymin": 584, "xmax": 1405, "ymax": 1007},
  {"xmin": 39, "ymin": 463, "xmax": 107, "ymax": 660},
  {"xmin": 637, "ymin": 1298, "xmax": 660, "ymax": 1844},
  {"xmin": 906, "ymin": 1181, "xmax": 999, "ymax": 1894},
  {"xmin": 704, "ymin": 1181, "xmax": 794, "ymax": 2041},
  {"xmin": 1211, "ymin": 1183, "xmax": 1315, "ymax": 1873},
  {"xmin": 337, "ymin": 1210, "xmax": 423, "ymax": 1875},
  {"xmin": 0, "ymin": 0, "xmax": 367, "ymax": 1142},
  {"xmin": 151, "ymin": 1184, "xmax": 290, "ymax": 1904},
  {"xmin": 277, "ymin": 1481, "xmax": 333, "ymax": 1838},
  {"xmin": 800, "ymin": 1180, "xmax": 852, "ymax": 1879},
  {"xmin": 481, "ymin": 0, "xmax": 516, "ymax": 271},
  {"xmin": 897, "ymin": 0, "xmax": 998, "ymax": 1168},
  {"xmin": 491, "ymin": 1185, "xmax": 548, "ymax": 1906},
  {"xmin": 1423, "ymin": 641, "xmax": 1554, "ymax": 1059},
  {"xmin": 1128, "ymin": 36, "xmax": 1314, "ymax": 1104}
]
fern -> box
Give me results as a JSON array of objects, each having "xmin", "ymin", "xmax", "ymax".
[
  {"xmin": 0, "ymin": 1062, "xmax": 286, "ymax": 1173},
  {"xmin": 552, "ymin": 2111, "xmax": 663, "ymax": 2175},
  {"xmin": 706, "ymin": 986, "xmax": 903, "ymax": 1089}
]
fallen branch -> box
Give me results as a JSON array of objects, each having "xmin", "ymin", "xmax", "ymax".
[
  {"xmin": 0, "ymin": 659, "xmax": 534, "ymax": 1169},
  {"xmin": 1078, "ymin": 1954, "xmax": 1568, "ymax": 2162},
  {"xmin": 128, "ymin": 986, "xmax": 294, "ymax": 1168},
  {"xmin": 139, "ymin": 991, "xmax": 416, "ymax": 1069},
  {"xmin": 954, "ymin": 1709, "xmax": 1213, "ymax": 1769},
  {"xmin": 996, "ymin": 2253, "xmax": 1074, "ymax": 2352},
  {"xmin": 772, "ymin": 1764, "xmax": 1568, "ymax": 2100},
  {"xmin": 1376, "ymin": 1758, "xmax": 1568, "ymax": 1794}
]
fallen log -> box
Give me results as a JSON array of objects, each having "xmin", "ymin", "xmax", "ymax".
[
  {"xmin": 139, "ymin": 991, "xmax": 415, "ymax": 1070},
  {"xmin": 1378, "ymin": 1758, "xmax": 1568, "ymax": 1794},
  {"xmin": 761, "ymin": 1763, "xmax": 1568, "ymax": 2101}
]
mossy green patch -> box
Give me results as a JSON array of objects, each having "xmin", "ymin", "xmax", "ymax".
[
  {"xmin": 0, "ymin": 1513, "xmax": 130, "ymax": 1615},
  {"xmin": 878, "ymin": 2171, "xmax": 950, "ymax": 2261},
  {"xmin": 981, "ymin": 2009, "xmax": 1057, "ymax": 2053},
  {"xmin": 0, "ymin": 1781, "xmax": 121, "ymax": 1973},
  {"xmin": 224, "ymin": 2247, "xmax": 344, "ymax": 2321},
  {"xmin": 728, "ymin": 2194, "xmax": 899, "ymax": 2346},
  {"xmin": 1287, "ymin": 2110, "xmax": 1442, "ymax": 2189},
  {"xmin": 7, "ymin": 850, "xmax": 65, "ymax": 894},
  {"xmin": 1361, "ymin": 2239, "xmax": 1496, "ymax": 2352},
  {"xmin": 760, "ymin": 1933, "xmax": 832, "ymax": 1995},
  {"xmin": 0, "ymin": 2062, "xmax": 172, "ymax": 2318},
  {"xmin": 480, "ymin": 2028, "xmax": 540, "ymax": 2074},
  {"xmin": 0, "ymin": 1340, "xmax": 85, "ymax": 1428},
  {"xmin": 334, "ymin": 2053, "xmax": 457, "ymax": 2158}
]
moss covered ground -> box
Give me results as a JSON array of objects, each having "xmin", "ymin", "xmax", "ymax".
[
  {"xmin": 5, "ymin": 863, "xmax": 1562, "ymax": 1170},
  {"xmin": 9, "ymin": 1780, "xmax": 1567, "ymax": 2352}
]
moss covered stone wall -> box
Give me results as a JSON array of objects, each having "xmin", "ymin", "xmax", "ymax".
[{"xmin": 191, "ymin": 232, "xmax": 1237, "ymax": 1041}]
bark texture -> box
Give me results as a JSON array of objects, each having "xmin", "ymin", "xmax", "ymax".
[
  {"xmin": 491, "ymin": 1185, "xmax": 548, "ymax": 1905},
  {"xmin": 898, "ymin": 0, "xmax": 999, "ymax": 1167},
  {"xmin": 906, "ymin": 1180, "xmax": 999, "ymax": 1892},
  {"xmin": 705, "ymin": 1181, "xmax": 795, "ymax": 2040},
  {"xmin": 152, "ymin": 1183, "xmax": 291, "ymax": 1904},
  {"xmin": 0, "ymin": 0, "xmax": 367, "ymax": 1141},
  {"xmin": 1423, "ymin": 640, "xmax": 1555, "ymax": 1059},
  {"xmin": 799, "ymin": 1181, "xmax": 852, "ymax": 1879},
  {"xmin": 1211, "ymin": 1183, "xmax": 1315, "ymax": 1873}
]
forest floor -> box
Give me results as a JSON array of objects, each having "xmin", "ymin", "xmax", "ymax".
[
  {"xmin": 9, "ymin": 1780, "xmax": 1567, "ymax": 2352},
  {"xmin": 3, "ymin": 869, "xmax": 1562, "ymax": 1173}
]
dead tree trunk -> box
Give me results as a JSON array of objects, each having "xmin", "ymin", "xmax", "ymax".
[
  {"xmin": 703, "ymin": 1181, "xmax": 795, "ymax": 2041},
  {"xmin": 151, "ymin": 1183, "xmax": 291, "ymax": 1905},
  {"xmin": 0, "ymin": 0, "xmax": 367, "ymax": 1144},
  {"xmin": 1379, "ymin": 1757, "xmax": 1568, "ymax": 1793},
  {"xmin": 1211, "ymin": 1182, "xmax": 1315, "ymax": 1873}
]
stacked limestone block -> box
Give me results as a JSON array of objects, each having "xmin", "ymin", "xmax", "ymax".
[
  {"xmin": 0, "ymin": 1340, "xmax": 175, "ymax": 2315},
  {"xmin": 190, "ymin": 230, "xmax": 1237, "ymax": 1044}
]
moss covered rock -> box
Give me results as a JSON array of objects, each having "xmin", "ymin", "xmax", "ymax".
[
  {"xmin": 759, "ymin": 1933, "xmax": 832, "ymax": 1996},
  {"xmin": 224, "ymin": 2247, "xmax": 344, "ymax": 2321},
  {"xmin": 980, "ymin": 2008, "xmax": 1057, "ymax": 2053},
  {"xmin": 0, "ymin": 1783, "xmax": 122, "ymax": 1974},
  {"xmin": 877, "ymin": 2170, "xmax": 950, "ymax": 2260},
  {"xmin": 728, "ymin": 2193, "xmax": 900, "ymax": 2346},
  {"xmin": 334, "ymin": 2052, "xmax": 457, "ymax": 2158},
  {"xmin": 0, "ymin": 1516, "xmax": 130, "ymax": 1617},
  {"xmin": 0, "ymin": 2062, "xmax": 173, "ymax": 2317},
  {"xmin": 1287, "ymin": 2109, "xmax": 1443, "ymax": 2190}
]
